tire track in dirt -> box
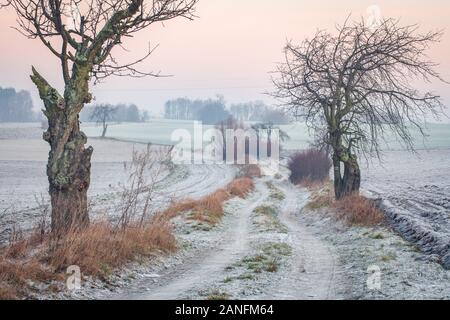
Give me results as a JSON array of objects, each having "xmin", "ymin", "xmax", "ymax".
[
  {"xmin": 111, "ymin": 180, "xmax": 270, "ymax": 300},
  {"xmin": 262, "ymin": 179, "xmax": 341, "ymax": 299}
]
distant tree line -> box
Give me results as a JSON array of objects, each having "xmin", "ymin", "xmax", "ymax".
[
  {"xmin": 164, "ymin": 96, "xmax": 288, "ymax": 125},
  {"xmin": 0, "ymin": 87, "xmax": 40, "ymax": 122},
  {"xmin": 229, "ymin": 101, "xmax": 287, "ymax": 124},
  {"xmin": 164, "ymin": 95, "xmax": 229, "ymax": 124},
  {"xmin": 80, "ymin": 103, "xmax": 150, "ymax": 123}
]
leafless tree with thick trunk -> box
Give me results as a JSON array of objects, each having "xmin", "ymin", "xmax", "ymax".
[
  {"xmin": 272, "ymin": 17, "xmax": 446, "ymax": 199},
  {"xmin": 3, "ymin": 0, "xmax": 197, "ymax": 234}
]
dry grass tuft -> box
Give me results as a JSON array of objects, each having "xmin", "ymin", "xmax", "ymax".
[
  {"xmin": 306, "ymin": 182, "xmax": 385, "ymax": 227},
  {"xmin": 333, "ymin": 193, "xmax": 385, "ymax": 226},
  {"xmin": 162, "ymin": 177, "xmax": 255, "ymax": 225},
  {"xmin": 306, "ymin": 183, "xmax": 334, "ymax": 210},
  {"xmin": 0, "ymin": 216, "xmax": 176, "ymax": 299},
  {"xmin": 0, "ymin": 254, "xmax": 56, "ymax": 299},
  {"xmin": 227, "ymin": 177, "xmax": 254, "ymax": 198},
  {"xmin": 188, "ymin": 190, "xmax": 229, "ymax": 225},
  {"xmin": 46, "ymin": 219, "xmax": 176, "ymax": 277}
]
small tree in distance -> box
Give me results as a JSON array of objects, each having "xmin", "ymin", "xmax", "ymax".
[
  {"xmin": 90, "ymin": 104, "xmax": 118, "ymax": 138},
  {"xmin": 273, "ymin": 17, "xmax": 446, "ymax": 199}
]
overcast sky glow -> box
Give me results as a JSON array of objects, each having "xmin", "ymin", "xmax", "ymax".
[{"xmin": 0, "ymin": 0, "xmax": 449, "ymax": 118}]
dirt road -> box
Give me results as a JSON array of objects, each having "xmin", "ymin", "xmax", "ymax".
[
  {"xmin": 264, "ymin": 181, "xmax": 340, "ymax": 299},
  {"xmin": 108, "ymin": 174, "xmax": 342, "ymax": 300}
]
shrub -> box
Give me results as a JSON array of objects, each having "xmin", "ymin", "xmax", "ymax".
[{"xmin": 288, "ymin": 149, "xmax": 331, "ymax": 184}]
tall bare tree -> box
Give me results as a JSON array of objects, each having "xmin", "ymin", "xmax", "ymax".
[
  {"xmin": 90, "ymin": 104, "xmax": 118, "ymax": 138},
  {"xmin": 272, "ymin": 18, "xmax": 446, "ymax": 199},
  {"xmin": 4, "ymin": 0, "xmax": 197, "ymax": 233}
]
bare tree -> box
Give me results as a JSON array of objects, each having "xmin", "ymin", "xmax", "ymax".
[
  {"xmin": 117, "ymin": 146, "xmax": 171, "ymax": 229},
  {"xmin": 251, "ymin": 122, "xmax": 289, "ymax": 159},
  {"xmin": 272, "ymin": 18, "xmax": 446, "ymax": 199},
  {"xmin": 215, "ymin": 116, "xmax": 244, "ymax": 162},
  {"xmin": 89, "ymin": 104, "xmax": 118, "ymax": 138},
  {"xmin": 4, "ymin": 0, "xmax": 197, "ymax": 233}
]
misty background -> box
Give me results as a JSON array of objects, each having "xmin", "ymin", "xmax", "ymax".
[{"xmin": 0, "ymin": 0, "xmax": 449, "ymax": 121}]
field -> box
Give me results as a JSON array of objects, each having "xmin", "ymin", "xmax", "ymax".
[
  {"xmin": 0, "ymin": 122, "xmax": 237, "ymax": 241},
  {"xmin": 80, "ymin": 120, "xmax": 450, "ymax": 151}
]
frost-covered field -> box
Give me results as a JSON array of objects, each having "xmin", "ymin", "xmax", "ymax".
[
  {"xmin": 1, "ymin": 121, "xmax": 450, "ymax": 265},
  {"xmin": 1, "ymin": 121, "xmax": 450, "ymax": 299},
  {"xmin": 0, "ymin": 123, "xmax": 236, "ymax": 241},
  {"xmin": 363, "ymin": 150, "xmax": 450, "ymax": 268},
  {"xmin": 80, "ymin": 120, "xmax": 450, "ymax": 151},
  {"xmin": 81, "ymin": 119, "xmax": 450, "ymax": 267}
]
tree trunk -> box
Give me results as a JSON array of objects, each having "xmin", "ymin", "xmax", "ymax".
[
  {"xmin": 31, "ymin": 67, "xmax": 93, "ymax": 234},
  {"xmin": 333, "ymin": 150, "xmax": 361, "ymax": 199},
  {"xmin": 48, "ymin": 119, "xmax": 92, "ymax": 233},
  {"xmin": 101, "ymin": 123, "xmax": 108, "ymax": 138}
]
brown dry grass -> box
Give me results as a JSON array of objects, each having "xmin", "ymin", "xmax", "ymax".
[
  {"xmin": 333, "ymin": 193, "xmax": 385, "ymax": 226},
  {"xmin": 227, "ymin": 177, "xmax": 254, "ymax": 198},
  {"xmin": 306, "ymin": 182, "xmax": 334, "ymax": 210},
  {"xmin": 0, "ymin": 176, "xmax": 255, "ymax": 299},
  {"xmin": 162, "ymin": 177, "xmax": 255, "ymax": 225},
  {"xmin": 306, "ymin": 184, "xmax": 384, "ymax": 227},
  {"xmin": 46, "ymin": 219, "xmax": 176, "ymax": 276},
  {"xmin": 0, "ymin": 254, "xmax": 56, "ymax": 299},
  {"xmin": 0, "ymin": 217, "xmax": 176, "ymax": 300}
]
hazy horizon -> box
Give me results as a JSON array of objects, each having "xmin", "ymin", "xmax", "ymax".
[{"xmin": 1, "ymin": 0, "xmax": 449, "ymax": 120}]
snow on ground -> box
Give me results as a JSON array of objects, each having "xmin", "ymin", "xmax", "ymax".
[
  {"xmin": 0, "ymin": 132, "xmax": 236, "ymax": 241},
  {"xmin": 49, "ymin": 174, "xmax": 344, "ymax": 300},
  {"xmin": 362, "ymin": 149, "xmax": 450, "ymax": 268},
  {"xmin": 48, "ymin": 170, "xmax": 450, "ymax": 300},
  {"xmin": 1, "ymin": 122, "xmax": 450, "ymax": 299},
  {"xmin": 299, "ymin": 206, "xmax": 450, "ymax": 299}
]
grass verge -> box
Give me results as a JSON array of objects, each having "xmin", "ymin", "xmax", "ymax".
[
  {"xmin": 0, "ymin": 166, "xmax": 255, "ymax": 300},
  {"xmin": 253, "ymin": 206, "xmax": 287, "ymax": 233},
  {"xmin": 265, "ymin": 181, "xmax": 285, "ymax": 201},
  {"xmin": 231, "ymin": 242, "xmax": 292, "ymax": 276},
  {"xmin": 162, "ymin": 177, "xmax": 255, "ymax": 225},
  {"xmin": 0, "ymin": 217, "xmax": 176, "ymax": 299},
  {"xmin": 306, "ymin": 183, "xmax": 384, "ymax": 226}
]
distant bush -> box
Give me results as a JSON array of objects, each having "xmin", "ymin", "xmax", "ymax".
[{"xmin": 288, "ymin": 149, "xmax": 331, "ymax": 184}]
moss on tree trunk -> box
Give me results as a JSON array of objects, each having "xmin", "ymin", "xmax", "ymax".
[
  {"xmin": 333, "ymin": 150, "xmax": 361, "ymax": 199},
  {"xmin": 31, "ymin": 67, "xmax": 93, "ymax": 234}
]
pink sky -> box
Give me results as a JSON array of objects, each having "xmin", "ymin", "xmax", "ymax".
[{"xmin": 0, "ymin": 0, "xmax": 449, "ymax": 117}]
